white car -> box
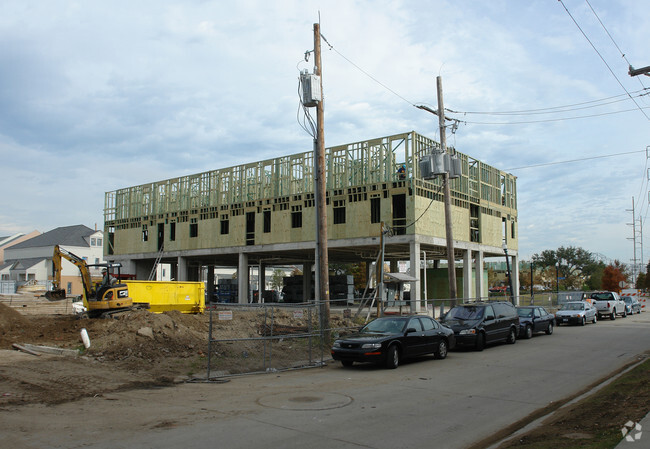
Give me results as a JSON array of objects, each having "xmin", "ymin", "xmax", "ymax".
[{"xmin": 555, "ymin": 301, "xmax": 597, "ymax": 326}]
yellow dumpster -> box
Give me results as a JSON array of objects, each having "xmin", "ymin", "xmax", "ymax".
[{"xmin": 124, "ymin": 281, "xmax": 205, "ymax": 314}]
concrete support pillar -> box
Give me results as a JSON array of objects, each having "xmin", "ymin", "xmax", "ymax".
[
  {"xmin": 121, "ymin": 260, "xmax": 137, "ymax": 278},
  {"xmin": 259, "ymin": 262, "xmax": 266, "ymax": 302},
  {"xmin": 512, "ymin": 253, "xmax": 519, "ymax": 306},
  {"xmin": 303, "ymin": 263, "xmax": 312, "ymax": 302},
  {"xmin": 463, "ymin": 249, "xmax": 472, "ymax": 303},
  {"xmin": 475, "ymin": 251, "xmax": 484, "ymax": 301},
  {"xmin": 238, "ymin": 252, "xmax": 248, "ymax": 304},
  {"xmin": 206, "ymin": 265, "xmax": 215, "ymax": 304},
  {"xmin": 177, "ymin": 256, "xmax": 188, "ymax": 282},
  {"xmin": 409, "ymin": 240, "xmax": 421, "ymax": 313}
]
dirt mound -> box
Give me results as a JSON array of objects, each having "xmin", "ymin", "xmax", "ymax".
[
  {"xmin": 86, "ymin": 309, "xmax": 211, "ymax": 364},
  {"xmin": 0, "ymin": 303, "xmax": 29, "ymax": 332}
]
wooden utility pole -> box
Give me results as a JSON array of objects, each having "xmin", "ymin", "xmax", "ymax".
[
  {"xmin": 437, "ymin": 76, "xmax": 457, "ymax": 305},
  {"xmin": 314, "ymin": 23, "xmax": 330, "ymax": 332}
]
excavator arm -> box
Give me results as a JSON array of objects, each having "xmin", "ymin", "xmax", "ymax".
[{"xmin": 46, "ymin": 245, "xmax": 94, "ymax": 301}]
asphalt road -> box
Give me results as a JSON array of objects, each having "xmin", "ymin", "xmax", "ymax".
[{"xmin": 2, "ymin": 312, "xmax": 649, "ymax": 449}]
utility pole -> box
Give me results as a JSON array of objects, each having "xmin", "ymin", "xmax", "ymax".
[
  {"xmin": 313, "ymin": 23, "xmax": 330, "ymax": 333},
  {"xmin": 437, "ymin": 76, "xmax": 458, "ymax": 306},
  {"xmin": 627, "ymin": 197, "xmax": 638, "ymax": 284}
]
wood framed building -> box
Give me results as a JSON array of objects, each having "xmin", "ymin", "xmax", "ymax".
[{"xmin": 103, "ymin": 131, "xmax": 519, "ymax": 308}]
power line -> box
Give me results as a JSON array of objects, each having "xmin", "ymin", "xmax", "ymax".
[
  {"xmin": 585, "ymin": 0, "xmax": 648, "ymax": 91},
  {"xmin": 446, "ymin": 89, "xmax": 648, "ymax": 116},
  {"xmin": 454, "ymin": 106, "xmax": 650, "ymax": 125},
  {"xmin": 504, "ymin": 149, "xmax": 645, "ymax": 171},
  {"xmin": 558, "ymin": 0, "xmax": 650, "ymax": 121}
]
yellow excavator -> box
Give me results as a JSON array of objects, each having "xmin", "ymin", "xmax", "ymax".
[{"xmin": 45, "ymin": 245, "xmax": 134, "ymax": 317}]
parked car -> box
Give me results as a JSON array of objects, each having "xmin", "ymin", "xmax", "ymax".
[
  {"xmin": 555, "ymin": 301, "xmax": 597, "ymax": 326},
  {"xmin": 590, "ymin": 291, "xmax": 626, "ymax": 320},
  {"xmin": 330, "ymin": 315, "xmax": 455, "ymax": 369},
  {"xmin": 621, "ymin": 296, "xmax": 642, "ymax": 315},
  {"xmin": 441, "ymin": 301, "xmax": 519, "ymax": 351},
  {"xmin": 516, "ymin": 306, "xmax": 555, "ymax": 338}
]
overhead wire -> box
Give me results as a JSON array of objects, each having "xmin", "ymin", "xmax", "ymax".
[
  {"xmin": 504, "ymin": 149, "xmax": 646, "ymax": 171},
  {"xmin": 585, "ymin": 0, "xmax": 648, "ymax": 92},
  {"xmin": 557, "ymin": 0, "xmax": 650, "ymax": 121},
  {"xmin": 446, "ymin": 89, "xmax": 649, "ymax": 116},
  {"xmin": 582, "ymin": 0, "xmax": 650, "ymax": 249}
]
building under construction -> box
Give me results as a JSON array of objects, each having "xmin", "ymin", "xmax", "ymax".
[{"xmin": 103, "ymin": 131, "xmax": 519, "ymax": 309}]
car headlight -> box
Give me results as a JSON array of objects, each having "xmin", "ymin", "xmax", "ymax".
[
  {"xmin": 332, "ymin": 341, "xmax": 341, "ymax": 348},
  {"xmin": 361, "ymin": 343, "xmax": 381, "ymax": 349},
  {"xmin": 459, "ymin": 329, "xmax": 476, "ymax": 335}
]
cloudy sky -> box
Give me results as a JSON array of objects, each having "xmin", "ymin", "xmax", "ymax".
[{"xmin": 1, "ymin": 0, "xmax": 649, "ymax": 266}]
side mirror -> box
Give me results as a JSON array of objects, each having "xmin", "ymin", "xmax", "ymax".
[
  {"xmin": 485, "ymin": 315, "xmax": 495, "ymax": 321},
  {"xmin": 406, "ymin": 327, "xmax": 417, "ymax": 334}
]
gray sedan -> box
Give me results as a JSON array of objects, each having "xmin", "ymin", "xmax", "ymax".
[{"xmin": 555, "ymin": 301, "xmax": 597, "ymax": 326}]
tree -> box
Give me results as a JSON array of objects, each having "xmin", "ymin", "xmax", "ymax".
[
  {"xmin": 636, "ymin": 272, "xmax": 646, "ymax": 290},
  {"xmin": 584, "ymin": 263, "xmax": 605, "ymax": 290},
  {"xmin": 269, "ymin": 269, "xmax": 285, "ymax": 291},
  {"xmin": 601, "ymin": 263, "xmax": 627, "ymax": 292},
  {"xmin": 531, "ymin": 246, "xmax": 600, "ymax": 290}
]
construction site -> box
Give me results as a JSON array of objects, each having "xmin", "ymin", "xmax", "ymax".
[{"xmin": 103, "ymin": 130, "xmax": 519, "ymax": 309}]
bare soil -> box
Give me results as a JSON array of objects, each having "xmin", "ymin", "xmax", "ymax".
[{"xmin": 0, "ymin": 300, "xmax": 357, "ymax": 407}]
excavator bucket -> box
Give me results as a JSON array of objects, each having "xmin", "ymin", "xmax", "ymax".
[{"xmin": 45, "ymin": 289, "xmax": 67, "ymax": 301}]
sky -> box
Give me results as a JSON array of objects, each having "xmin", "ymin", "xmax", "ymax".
[{"xmin": 1, "ymin": 0, "xmax": 649, "ymax": 269}]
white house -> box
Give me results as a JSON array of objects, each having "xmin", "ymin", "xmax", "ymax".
[{"xmin": 3, "ymin": 225, "xmax": 105, "ymax": 295}]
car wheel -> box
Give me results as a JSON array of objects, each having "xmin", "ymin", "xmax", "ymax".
[
  {"xmin": 546, "ymin": 322, "xmax": 554, "ymax": 335},
  {"xmin": 597, "ymin": 314, "xmax": 602, "ymax": 321},
  {"xmin": 434, "ymin": 340, "xmax": 448, "ymax": 360},
  {"xmin": 593, "ymin": 314, "xmax": 597, "ymax": 324},
  {"xmin": 506, "ymin": 327, "xmax": 516, "ymax": 344},
  {"xmin": 611, "ymin": 311, "xmax": 616, "ymax": 320},
  {"xmin": 622, "ymin": 308, "xmax": 627, "ymax": 318},
  {"xmin": 525, "ymin": 325, "xmax": 533, "ymax": 339},
  {"xmin": 341, "ymin": 360, "xmax": 353, "ymax": 367},
  {"xmin": 385, "ymin": 345, "xmax": 399, "ymax": 369},
  {"xmin": 581, "ymin": 316, "xmax": 586, "ymax": 326},
  {"xmin": 475, "ymin": 332, "xmax": 486, "ymax": 351}
]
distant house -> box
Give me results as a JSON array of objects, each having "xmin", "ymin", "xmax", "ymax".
[
  {"xmin": 3, "ymin": 225, "xmax": 105, "ymax": 295},
  {"xmin": 0, "ymin": 231, "xmax": 41, "ymax": 265}
]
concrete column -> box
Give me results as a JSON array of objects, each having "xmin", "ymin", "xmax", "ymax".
[
  {"xmin": 475, "ymin": 251, "xmax": 484, "ymax": 301},
  {"xmin": 462, "ymin": 249, "xmax": 471, "ymax": 303},
  {"xmin": 238, "ymin": 252, "xmax": 248, "ymax": 304},
  {"xmin": 409, "ymin": 240, "xmax": 421, "ymax": 313},
  {"xmin": 177, "ymin": 256, "xmax": 188, "ymax": 282},
  {"xmin": 303, "ymin": 263, "xmax": 312, "ymax": 302},
  {"xmin": 512, "ymin": 253, "xmax": 519, "ymax": 306},
  {"xmin": 206, "ymin": 265, "xmax": 215, "ymax": 304},
  {"xmin": 259, "ymin": 262, "xmax": 266, "ymax": 302}
]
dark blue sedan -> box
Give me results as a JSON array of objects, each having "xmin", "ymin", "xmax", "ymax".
[
  {"xmin": 516, "ymin": 306, "xmax": 555, "ymax": 339},
  {"xmin": 331, "ymin": 315, "xmax": 455, "ymax": 369}
]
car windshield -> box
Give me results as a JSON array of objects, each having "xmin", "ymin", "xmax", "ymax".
[
  {"xmin": 623, "ymin": 297, "xmax": 632, "ymax": 303},
  {"xmin": 590, "ymin": 293, "xmax": 611, "ymax": 300},
  {"xmin": 361, "ymin": 318, "xmax": 406, "ymax": 334},
  {"xmin": 517, "ymin": 308, "xmax": 534, "ymax": 318},
  {"xmin": 561, "ymin": 302, "xmax": 584, "ymax": 311},
  {"xmin": 446, "ymin": 306, "xmax": 484, "ymax": 320}
]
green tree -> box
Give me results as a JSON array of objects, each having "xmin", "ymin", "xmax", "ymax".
[
  {"xmin": 636, "ymin": 272, "xmax": 646, "ymax": 290},
  {"xmin": 584, "ymin": 263, "xmax": 605, "ymax": 290},
  {"xmin": 269, "ymin": 269, "xmax": 285, "ymax": 291},
  {"xmin": 531, "ymin": 246, "xmax": 600, "ymax": 290}
]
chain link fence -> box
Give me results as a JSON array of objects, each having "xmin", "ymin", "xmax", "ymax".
[{"xmin": 205, "ymin": 303, "xmax": 329, "ymax": 379}]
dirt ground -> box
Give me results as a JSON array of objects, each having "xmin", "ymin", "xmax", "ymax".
[{"xmin": 0, "ymin": 298, "xmax": 357, "ymax": 407}]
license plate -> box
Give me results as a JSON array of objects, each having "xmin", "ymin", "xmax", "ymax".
[{"xmin": 562, "ymin": 318, "xmax": 568, "ymax": 322}]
